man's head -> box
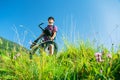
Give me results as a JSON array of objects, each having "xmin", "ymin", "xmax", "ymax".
[{"xmin": 48, "ymin": 16, "xmax": 54, "ymax": 25}]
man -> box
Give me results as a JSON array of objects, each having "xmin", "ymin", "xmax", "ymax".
[{"xmin": 32, "ymin": 16, "xmax": 58, "ymax": 55}]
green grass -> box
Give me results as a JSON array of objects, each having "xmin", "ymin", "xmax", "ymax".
[{"xmin": 0, "ymin": 40, "xmax": 120, "ymax": 80}]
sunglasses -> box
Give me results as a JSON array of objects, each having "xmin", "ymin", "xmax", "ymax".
[{"xmin": 49, "ymin": 22, "xmax": 53, "ymax": 24}]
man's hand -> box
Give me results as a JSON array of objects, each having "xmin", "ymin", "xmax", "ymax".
[
  {"xmin": 50, "ymin": 32, "xmax": 56, "ymax": 40},
  {"xmin": 30, "ymin": 42, "xmax": 36, "ymax": 49},
  {"xmin": 50, "ymin": 37, "xmax": 54, "ymax": 40}
]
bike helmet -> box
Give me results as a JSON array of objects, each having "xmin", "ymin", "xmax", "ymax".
[{"xmin": 48, "ymin": 16, "xmax": 55, "ymax": 21}]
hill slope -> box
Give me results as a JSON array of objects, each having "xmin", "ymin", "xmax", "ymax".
[{"xmin": 0, "ymin": 37, "xmax": 28, "ymax": 55}]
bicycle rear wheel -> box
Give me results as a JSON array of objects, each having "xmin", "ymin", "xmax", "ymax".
[{"xmin": 29, "ymin": 41, "xmax": 58, "ymax": 59}]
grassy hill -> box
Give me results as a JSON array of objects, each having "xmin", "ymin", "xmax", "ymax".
[
  {"xmin": 0, "ymin": 38, "xmax": 120, "ymax": 80},
  {"xmin": 0, "ymin": 37, "xmax": 28, "ymax": 53}
]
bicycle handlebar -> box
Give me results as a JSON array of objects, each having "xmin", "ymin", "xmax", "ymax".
[{"xmin": 38, "ymin": 23, "xmax": 44, "ymax": 31}]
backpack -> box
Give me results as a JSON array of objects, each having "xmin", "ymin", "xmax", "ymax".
[{"xmin": 44, "ymin": 25, "xmax": 57, "ymax": 39}]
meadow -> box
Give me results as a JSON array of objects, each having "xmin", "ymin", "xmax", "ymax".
[{"xmin": 0, "ymin": 39, "xmax": 120, "ymax": 80}]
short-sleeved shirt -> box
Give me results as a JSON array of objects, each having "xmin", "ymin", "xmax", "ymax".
[{"xmin": 44, "ymin": 25, "xmax": 58, "ymax": 41}]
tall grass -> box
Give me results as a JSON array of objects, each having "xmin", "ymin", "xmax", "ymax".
[{"xmin": 0, "ymin": 40, "xmax": 120, "ymax": 80}]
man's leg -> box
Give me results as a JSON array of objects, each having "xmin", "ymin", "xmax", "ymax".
[{"xmin": 49, "ymin": 44, "xmax": 54, "ymax": 55}]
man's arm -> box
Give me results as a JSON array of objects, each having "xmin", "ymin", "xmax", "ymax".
[
  {"xmin": 51, "ymin": 32, "xmax": 56, "ymax": 40},
  {"xmin": 34, "ymin": 32, "xmax": 45, "ymax": 43},
  {"xmin": 30, "ymin": 33, "xmax": 44, "ymax": 48}
]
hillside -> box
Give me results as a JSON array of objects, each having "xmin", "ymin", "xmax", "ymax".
[{"xmin": 0, "ymin": 37, "xmax": 28, "ymax": 55}]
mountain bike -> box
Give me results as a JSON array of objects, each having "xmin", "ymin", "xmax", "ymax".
[{"xmin": 29, "ymin": 23, "xmax": 58, "ymax": 59}]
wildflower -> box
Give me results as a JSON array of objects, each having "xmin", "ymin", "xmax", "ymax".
[
  {"xmin": 13, "ymin": 53, "xmax": 21, "ymax": 60},
  {"xmin": 95, "ymin": 52, "xmax": 104, "ymax": 62},
  {"xmin": 13, "ymin": 56, "xmax": 17, "ymax": 60},
  {"xmin": 106, "ymin": 53, "xmax": 112, "ymax": 59},
  {"xmin": 16, "ymin": 53, "xmax": 21, "ymax": 57},
  {"xmin": 95, "ymin": 52, "xmax": 102, "ymax": 57}
]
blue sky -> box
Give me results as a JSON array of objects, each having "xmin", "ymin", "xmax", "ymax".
[{"xmin": 0, "ymin": 0, "xmax": 120, "ymax": 50}]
